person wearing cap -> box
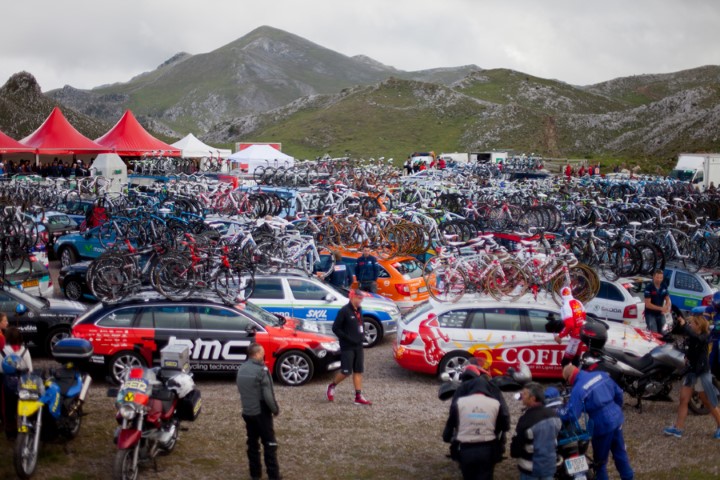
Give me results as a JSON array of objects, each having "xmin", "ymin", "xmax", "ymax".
[
  {"xmin": 663, "ymin": 308, "xmax": 720, "ymax": 439},
  {"xmin": 560, "ymin": 364, "xmax": 634, "ymax": 480},
  {"xmin": 644, "ymin": 269, "xmax": 670, "ymax": 333},
  {"xmin": 554, "ymin": 287, "xmax": 586, "ymax": 366},
  {"xmin": 511, "ymin": 382, "xmax": 562, "ymax": 480},
  {"xmin": 443, "ymin": 363, "xmax": 510, "ymax": 480},
  {"xmin": 326, "ymin": 288, "xmax": 372, "ymax": 405}
]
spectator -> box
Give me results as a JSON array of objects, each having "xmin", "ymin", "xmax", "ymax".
[
  {"xmin": 327, "ymin": 289, "xmax": 372, "ymax": 405},
  {"xmin": 709, "ymin": 182, "xmax": 717, "ymax": 193},
  {"xmin": 613, "ymin": 164, "xmax": 620, "ymax": 173},
  {"xmin": 644, "ymin": 269, "xmax": 670, "ymax": 333},
  {"xmin": 664, "ymin": 309, "xmax": 720, "ymax": 439},
  {"xmin": 2, "ymin": 327, "xmax": 33, "ymax": 440},
  {"xmin": 443, "ymin": 364, "xmax": 510, "ymax": 480},
  {"xmin": 560, "ymin": 365, "xmax": 634, "ymax": 480},
  {"xmin": 326, "ymin": 251, "xmax": 350, "ymax": 289},
  {"xmin": 511, "ymin": 382, "xmax": 562, "ymax": 480},
  {"xmin": 594, "ymin": 164, "xmax": 601, "ymax": 176},
  {"xmin": 236, "ymin": 343, "xmax": 281, "ymax": 480},
  {"xmin": 75, "ymin": 160, "xmax": 84, "ymax": 177},
  {"xmin": 355, "ymin": 246, "xmax": 379, "ymax": 293},
  {"xmin": 0, "ymin": 313, "xmax": 7, "ymax": 350},
  {"xmin": 438, "ymin": 157, "xmax": 447, "ymax": 170},
  {"xmin": 554, "ymin": 287, "xmax": 587, "ymax": 366},
  {"xmin": 564, "ymin": 163, "xmax": 572, "ymax": 179},
  {"xmin": 404, "ymin": 158, "xmax": 412, "ymax": 176},
  {"xmin": 577, "ymin": 165, "xmax": 585, "ymax": 177}
]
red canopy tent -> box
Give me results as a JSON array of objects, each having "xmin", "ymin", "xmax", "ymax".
[
  {"xmin": 95, "ymin": 110, "xmax": 181, "ymax": 157},
  {"xmin": 0, "ymin": 129, "xmax": 33, "ymax": 154},
  {"xmin": 19, "ymin": 107, "xmax": 109, "ymax": 154}
]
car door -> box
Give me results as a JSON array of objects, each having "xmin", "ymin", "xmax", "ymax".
[
  {"xmin": 471, "ymin": 307, "xmax": 531, "ymax": 375},
  {"xmin": 523, "ymin": 308, "xmax": 566, "ymax": 378},
  {"xmin": 192, "ymin": 305, "xmax": 254, "ymax": 372},
  {"xmin": 137, "ymin": 305, "xmax": 196, "ymax": 368},
  {"xmin": 286, "ymin": 277, "xmax": 340, "ymax": 323},
  {"xmin": 249, "ymin": 278, "xmax": 292, "ymax": 318}
]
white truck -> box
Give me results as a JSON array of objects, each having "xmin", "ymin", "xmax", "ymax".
[
  {"xmin": 670, "ymin": 153, "xmax": 720, "ymax": 190},
  {"xmin": 438, "ymin": 152, "xmax": 469, "ymax": 164},
  {"xmin": 470, "ymin": 151, "xmax": 508, "ymax": 164}
]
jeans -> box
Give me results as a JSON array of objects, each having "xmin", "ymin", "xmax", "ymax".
[
  {"xmin": 242, "ymin": 412, "xmax": 280, "ymax": 480},
  {"xmin": 458, "ymin": 442, "xmax": 496, "ymax": 480},
  {"xmin": 645, "ymin": 312, "xmax": 665, "ymax": 333},
  {"xmin": 520, "ymin": 473, "xmax": 554, "ymax": 480},
  {"xmin": 592, "ymin": 426, "xmax": 634, "ymax": 480}
]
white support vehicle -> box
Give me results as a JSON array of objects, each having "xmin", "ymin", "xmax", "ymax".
[
  {"xmin": 585, "ymin": 277, "xmax": 646, "ymax": 328},
  {"xmin": 670, "ymin": 153, "xmax": 720, "ymax": 190}
]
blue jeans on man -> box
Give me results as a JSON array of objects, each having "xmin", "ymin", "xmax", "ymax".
[
  {"xmin": 591, "ymin": 425, "xmax": 634, "ymax": 480},
  {"xmin": 645, "ymin": 311, "xmax": 665, "ymax": 334}
]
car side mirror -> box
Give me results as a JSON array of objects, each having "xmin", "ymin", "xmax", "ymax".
[{"xmin": 324, "ymin": 294, "xmax": 336, "ymax": 302}]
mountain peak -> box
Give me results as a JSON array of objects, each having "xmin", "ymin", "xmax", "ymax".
[{"xmin": 0, "ymin": 71, "xmax": 43, "ymax": 97}]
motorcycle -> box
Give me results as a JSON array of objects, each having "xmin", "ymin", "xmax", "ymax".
[
  {"xmin": 109, "ymin": 345, "xmax": 201, "ymax": 480},
  {"xmin": 579, "ymin": 319, "xmax": 687, "ymax": 411},
  {"xmin": 13, "ymin": 338, "xmax": 93, "ymax": 479}
]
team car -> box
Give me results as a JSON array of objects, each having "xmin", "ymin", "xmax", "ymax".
[
  {"xmin": 658, "ymin": 265, "xmax": 719, "ymax": 314},
  {"xmin": 71, "ymin": 294, "xmax": 341, "ymax": 386},
  {"xmin": 0, "ymin": 285, "xmax": 87, "ymax": 353},
  {"xmin": 54, "ymin": 226, "xmax": 108, "ymax": 267},
  {"xmin": 248, "ymin": 272, "xmax": 402, "ymax": 347},
  {"xmin": 393, "ymin": 295, "xmax": 662, "ymax": 380},
  {"xmin": 585, "ymin": 277, "xmax": 646, "ymax": 328}
]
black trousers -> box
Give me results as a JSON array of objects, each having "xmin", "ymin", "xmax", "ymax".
[
  {"xmin": 242, "ymin": 412, "xmax": 280, "ymax": 480},
  {"xmin": 3, "ymin": 382, "xmax": 18, "ymax": 440},
  {"xmin": 458, "ymin": 442, "xmax": 497, "ymax": 480}
]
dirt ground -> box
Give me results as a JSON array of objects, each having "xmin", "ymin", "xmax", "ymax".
[{"xmin": 1, "ymin": 339, "xmax": 720, "ymax": 480}]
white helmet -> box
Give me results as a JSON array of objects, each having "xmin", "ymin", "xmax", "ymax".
[
  {"xmin": 561, "ymin": 286, "xmax": 573, "ymax": 301},
  {"xmin": 167, "ymin": 373, "xmax": 196, "ymax": 399}
]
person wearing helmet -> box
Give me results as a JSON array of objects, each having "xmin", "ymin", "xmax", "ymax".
[
  {"xmin": 2, "ymin": 327, "xmax": 32, "ymax": 440},
  {"xmin": 664, "ymin": 309, "xmax": 720, "ymax": 439},
  {"xmin": 510, "ymin": 382, "xmax": 562, "ymax": 480},
  {"xmin": 555, "ymin": 286, "xmax": 587, "ymax": 366},
  {"xmin": 644, "ymin": 269, "xmax": 670, "ymax": 333},
  {"xmin": 442, "ymin": 361, "xmax": 510, "ymax": 480}
]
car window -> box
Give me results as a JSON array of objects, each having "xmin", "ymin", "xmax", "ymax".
[
  {"xmin": 251, "ymin": 278, "xmax": 285, "ymax": 300},
  {"xmin": 438, "ymin": 310, "xmax": 470, "ymax": 328},
  {"xmin": 97, "ymin": 308, "xmax": 139, "ymax": 328},
  {"xmin": 141, "ymin": 306, "xmax": 193, "ymax": 330},
  {"xmin": 674, "ymin": 272, "xmax": 702, "ymax": 292},
  {"xmin": 483, "ymin": 308, "xmax": 522, "ymax": 331},
  {"xmin": 288, "ymin": 278, "xmax": 328, "ymax": 301},
  {"xmin": 195, "ymin": 306, "xmax": 249, "ymax": 331},
  {"xmin": 598, "ymin": 282, "xmax": 624, "ymax": 301},
  {"xmin": 378, "ymin": 267, "xmax": 390, "ymax": 279},
  {"xmin": 526, "ymin": 309, "xmax": 560, "ymax": 333},
  {"xmin": 391, "ymin": 259, "xmax": 424, "ymax": 279}
]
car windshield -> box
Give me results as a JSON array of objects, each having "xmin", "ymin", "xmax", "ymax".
[
  {"xmin": 669, "ymin": 169, "xmax": 696, "ymax": 182},
  {"xmin": 391, "ymin": 259, "xmax": 423, "ymax": 279},
  {"xmin": 72, "ymin": 303, "xmax": 104, "ymax": 327},
  {"xmin": 239, "ymin": 301, "xmax": 283, "ymax": 326},
  {"xmin": 8, "ymin": 287, "xmax": 47, "ymax": 310},
  {"xmin": 402, "ymin": 300, "xmax": 433, "ymax": 325}
]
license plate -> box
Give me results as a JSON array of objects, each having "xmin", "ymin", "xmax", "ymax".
[
  {"xmin": 418, "ymin": 286, "xmax": 427, "ymax": 293},
  {"xmin": 565, "ymin": 455, "xmax": 589, "ymax": 475},
  {"xmin": 22, "ymin": 279, "xmax": 39, "ymax": 288}
]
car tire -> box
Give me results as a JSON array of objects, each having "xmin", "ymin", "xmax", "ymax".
[
  {"xmin": 362, "ymin": 316, "xmax": 383, "ymax": 348},
  {"xmin": 109, "ymin": 351, "xmax": 147, "ymax": 385},
  {"xmin": 275, "ymin": 350, "xmax": 314, "ymax": 386},
  {"xmin": 438, "ymin": 351, "xmax": 472, "ymax": 382},
  {"xmin": 46, "ymin": 327, "xmax": 71, "ymax": 355},
  {"xmin": 64, "ymin": 278, "xmax": 84, "ymax": 301},
  {"xmin": 59, "ymin": 246, "xmax": 79, "ymax": 268}
]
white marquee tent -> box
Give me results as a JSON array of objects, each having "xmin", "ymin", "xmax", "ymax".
[
  {"xmin": 227, "ymin": 144, "xmax": 295, "ymax": 172},
  {"xmin": 171, "ymin": 133, "xmax": 231, "ymax": 159}
]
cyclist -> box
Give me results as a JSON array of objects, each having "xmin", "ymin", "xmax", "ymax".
[{"xmin": 554, "ymin": 287, "xmax": 586, "ymax": 366}]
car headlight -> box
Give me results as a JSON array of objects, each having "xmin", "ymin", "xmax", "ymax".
[
  {"xmin": 19, "ymin": 390, "xmax": 39, "ymax": 401},
  {"xmin": 119, "ymin": 403, "xmax": 139, "ymax": 420},
  {"xmin": 320, "ymin": 341, "xmax": 340, "ymax": 352}
]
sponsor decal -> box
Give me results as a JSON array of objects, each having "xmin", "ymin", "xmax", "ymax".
[
  {"xmin": 306, "ymin": 309, "xmax": 328, "ymax": 319},
  {"xmin": 168, "ymin": 336, "xmax": 250, "ymax": 361},
  {"xmin": 18, "ymin": 325, "xmax": 37, "ymax": 333}
]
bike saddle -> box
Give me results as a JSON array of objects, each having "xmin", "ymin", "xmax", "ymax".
[{"xmin": 611, "ymin": 351, "xmax": 654, "ymax": 372}]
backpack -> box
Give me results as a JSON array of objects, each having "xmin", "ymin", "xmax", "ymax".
[{"xmin": 2, "ymin": 347, "xmax": 27, "ymax": 393}]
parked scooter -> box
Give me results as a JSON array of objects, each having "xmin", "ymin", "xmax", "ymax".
[
  {"xmin": 109, "ymin": 345, "xmax": 201, "ymax": 480},
  {"xmin": 12, "ymin": 338, "xmax": 93, "ymax": 479},
  {"xmin": 579, "ymin": 319, "xmax": 686, "ymax": 411}
]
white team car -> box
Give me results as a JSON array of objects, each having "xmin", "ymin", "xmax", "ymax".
[
  {"xmin": 393, "ymin": 294, "xmax": 662, "ymax": 380},
  {"xmin": 585, "ymin": 277, "xmax": 646, "ymax": 328}
]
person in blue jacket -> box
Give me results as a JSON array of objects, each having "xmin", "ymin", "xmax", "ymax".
[
  {"xmin": 707, "ymin": 292, "xmax": 720, "ymax": 377},
  {"xmin": 559, "ymin": 364, "xmax": 634, "ymax": 480},
  {"xmin": 355, "ymin": 246, "xmax": 379, "ymax": 293}
]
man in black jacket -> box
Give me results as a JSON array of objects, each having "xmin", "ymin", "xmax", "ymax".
[
  {"xmin": 326, "ymin": 289, "xmax": 372, "ymax": 405},
  {"xmin": 443, "ymin": 366, "xmax": 510, "ymax": 480},
  {"xmin": 236, "ymin": 343, "xmax": 281, "ymax": 480},
  {"xmin": 511, "ymin": 382, "xmax": 562, "ymax": 480}
]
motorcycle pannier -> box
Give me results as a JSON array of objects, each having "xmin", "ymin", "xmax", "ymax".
[
  {"xmin": 177, "ymin": 389, "xmax": 202, "ymax": 421},
  {"xmin": 580, "ymin": 320, "xmax": 608, "ymax": 350},
  {"xmin": 52, "ymin": 338, "xmax": 93, "ymax": 365}
]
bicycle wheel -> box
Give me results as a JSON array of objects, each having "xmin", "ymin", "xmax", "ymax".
[
  {"xmin": 214, "ymin": 266, "xmax": 255, "ymax": 304},
  {"xmin": 424, "ymin": 260, "xmax": 467, "ymax": 303},
  {"xmin": 89, "ymin": 262, "xmax": 130, "ymax": 304},
  {"xmin": 485, "ymin": 260, "xmax": 529, "ymax": 301},
  {"xmin": 152, "ymin": 254, "xmax": 193, "ymax": 301}
]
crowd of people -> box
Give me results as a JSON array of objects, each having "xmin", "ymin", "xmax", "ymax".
[{"xmin": 0, "ymin": 157, "xmax": 92, "ymax": 177}]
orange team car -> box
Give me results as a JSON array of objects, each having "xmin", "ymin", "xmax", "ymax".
[{"xmin": 319, "ymin": 249, "xmax": 429, "ymax": 313}]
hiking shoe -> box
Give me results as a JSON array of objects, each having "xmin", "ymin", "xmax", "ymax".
[
  {"xmin": 326, "ymin": 383, "xmax": 335, "ymax": 402},
  {"xmin": 663, "ymin": 426, "xmax": 683, "ymax": 438},
  {"xmin": 354, "ymin": 394, "xmax": 372, "ymax": 406},
  {"xmin": 714, "ymin": 428, "xmax": 720, "ymax": 439}
]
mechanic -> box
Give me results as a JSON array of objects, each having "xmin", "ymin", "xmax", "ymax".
[
  {"xmin": 644, "ymin": 269, "xmax": 670, "ymax": 333},
  {"xmin": 355, "ymin": 246, "xmax": 379, "ymax": 293},
  {"xmin": 443, "ymin": 364, "xmax": 511, "ymax": 480},
  {"xmin": 511, "ymin": 382, "xmax": 562, "ymax": 480},
  {"xmin": 236, "ymin": 343, "xmax": 281, "ymax": 480},
  {"xmin": 663, "ymin": 308, "xmax": 720, "ymax": 439},
  {"xmin": 327, "ymin": 251, "xmax": 350, "ymax": 289},
  {"xmin": 560, "ymin": 364, "xmax": 634, "ymax": 480},
  {"xmin": 554, "ymin": 287, "xmax": 586, "ymax": 366},
  {"xmin": 327, "ymin": 288, "xmax": 372, "ymax": 405}
]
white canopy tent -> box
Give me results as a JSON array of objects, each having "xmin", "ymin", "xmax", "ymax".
[
  {"xmin": 90, "ymin": 153, "xmax": 126, "ymax": 192},
  {"xmin": 171, "ymin": 133, "xmax": 231, "ymax": 159},
  {"xmin": 227, "ymin": 144, "xmax": 295, "ymax": 173}
]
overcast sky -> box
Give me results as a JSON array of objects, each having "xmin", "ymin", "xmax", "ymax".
[{"xmin": 2, "ymin": 0, "xmax": 719, "ymax": 92}]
